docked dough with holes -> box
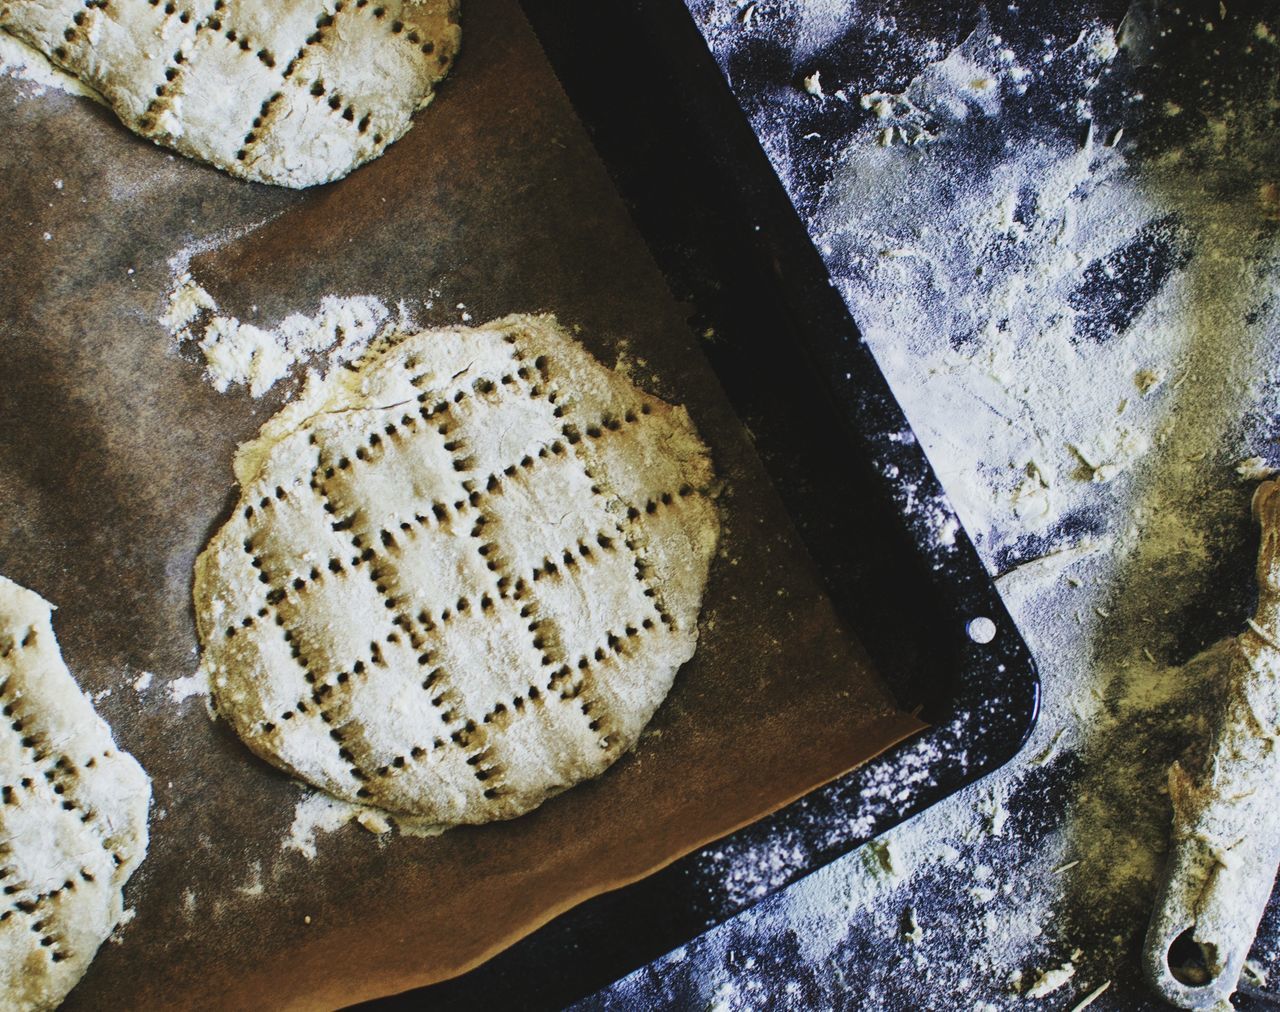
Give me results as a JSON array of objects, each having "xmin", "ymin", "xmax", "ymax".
[
  {"xmin": 0, "ymin": 0, "xmax": 461, "ymax": 188},
  {"xmin": 195, "ymin": 314, "xmax": 720, "ymax": 825},
  {"xmin": 0, "ymin": 576, "xmax": 150, "ymax": 1011}
]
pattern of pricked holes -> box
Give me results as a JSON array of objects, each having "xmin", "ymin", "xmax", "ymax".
[
  {"xmin": 0, "ymin": 663, "xmax": 129, "ymax": 963},
  {"xmin": 230, "ymin": 333, "xmax": 703, "ymax": 805},
  {"xmin": 286, "ymin": 0, "xmax": 445, "ymax": 135},
  {"xmin": 53, "ymin": 0, "xmax": 109, "ymax": 60},
  {"xmin": 131, "ymin": 0, "xmax": 437, "ymax": 151},
  {"xmin": 134, "ymin": 0, "xmax": 228, "ymax": 133},
  {"xmin": 246, "ymin": 459, "xmax": 438, "ymax": 781},
  {"xmin": 237, "ymin": 92, "xmax": 282, "ymax": 161}
]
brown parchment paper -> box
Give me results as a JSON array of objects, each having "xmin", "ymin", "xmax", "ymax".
[{"xmin": 0, "ymin": 0, "xmax": 924, "ymax": 1007}]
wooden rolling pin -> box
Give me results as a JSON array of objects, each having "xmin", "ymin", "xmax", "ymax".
[{"xmin": 1145, "ymin": 478, "xmax": 1280, "ymax": 1007}]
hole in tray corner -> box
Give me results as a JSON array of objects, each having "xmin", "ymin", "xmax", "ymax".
[{"xmin": 966, "ymin": 616, "xmax": 997, "ymax": 645}]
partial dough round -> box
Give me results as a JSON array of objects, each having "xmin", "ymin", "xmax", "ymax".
[
  {"xmin": 0, "ymin": 576, "xmax": 151, "ymax": 1012},
  {"xmin": 0, "ymin": 0, "xmax": 461, "ymax": 188},
  {"xmin": 195, "ymin": 314, "xmax": 720, "ymax": 824}
]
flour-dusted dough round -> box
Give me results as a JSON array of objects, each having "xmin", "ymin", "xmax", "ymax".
[
  {"xmin": 0, "ymin": 576, "xmax": 150, "ymax": 1012},
  {"xmin": 0, "ymin": 0, "xmax": 461, "ymax": 188},
  {"xmin": 195, "ymin": 314, "xmax": 720, "ymax": 824}
]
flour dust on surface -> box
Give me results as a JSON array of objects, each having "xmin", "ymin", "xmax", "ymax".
[{"xmin": 579, "ymin": 2, "xmax": 1280, "ymax": 1009}]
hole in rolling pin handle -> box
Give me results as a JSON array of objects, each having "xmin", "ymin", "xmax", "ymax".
[
  {"xmin": 966, "ymin": 617, "xmax": 997, "ymax": 645},
  {"xmin": 1166, "ymin": 927, "xmax": 1221, "ymax": 988}
]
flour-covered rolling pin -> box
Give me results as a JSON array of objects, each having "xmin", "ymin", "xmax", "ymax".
[{"xmin": 1145, "ymin": 479, "xmax": 1280, "ymax": 1008}]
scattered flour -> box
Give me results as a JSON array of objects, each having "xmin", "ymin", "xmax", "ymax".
[
  {"xmin": 156, "ymin": 220, "xmax": 422, "ymax": 398},
  {"xmin": 107, "ymin": 907, "xmax": 136, "ymax": 946},
  {"xmin": 817, "ymin": 23, "xmax": 1171, "ymax": 551},
  {"xmin": 858, "ymin": 28, "xmax": 1014, "ymax": 146},
  {"xmin": 581, "ymin": 4, "xmax": 1280, "ymax": 1010},
  {"xmin": 1069, "ymin": 981, "xmax": 1112, "ymax": 1011},
  {"xmin": 235, "ymin": 862, "xmax": 265, "ymax": 899}
]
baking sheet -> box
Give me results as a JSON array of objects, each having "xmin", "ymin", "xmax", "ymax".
[{"xmin": 0, "ymin": 0, "xmax": 923, "ymax": 1007}]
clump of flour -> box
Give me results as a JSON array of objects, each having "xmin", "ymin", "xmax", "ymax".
[
  {"xmin": 285, "ymin": 792, "xmax": 366, "ymax": 860},
  {"xmin": 163, "ymin": 272, "xmax": 404, "ymax": 397},
  {"xmin": 283, "ymin": 790, "xmax": 446, "ymax": 859},
  {"xmin": 167, "ymin": 670, "xmax": 208, "ymax": 705}
]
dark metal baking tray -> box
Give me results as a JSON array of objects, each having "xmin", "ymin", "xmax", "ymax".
[{"xmin": 360, "ymin": 1, "xmax": 1040, "ymax": 1007}]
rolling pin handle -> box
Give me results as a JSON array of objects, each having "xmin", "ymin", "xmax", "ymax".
[{"xmin": 1145, "ymin": 901, "xmax": 1243, "ymax": 1010}]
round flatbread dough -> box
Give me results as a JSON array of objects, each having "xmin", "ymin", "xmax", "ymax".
[
  {"xmin": 0, "ymin": 576, "xmax": 151, "ymax": 1012},
  {"xmin": 195, "ymin": 314, "xmax": 720, "ymax": 825},
  {"xmin": 0, "ymin": 0, "xmax": 461, "ymax": 188}
]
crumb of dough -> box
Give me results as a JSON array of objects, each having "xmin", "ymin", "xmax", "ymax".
[
  {"xmin": 355, "ymin": 810, "xmax": 391, "ymax": 835},
  {"xmin": 1236, "ymin": 456, "xmax": 1277, "ymax": 481},
  {"xmin": 1025, "ymin": 960, "xmax": 1077, "ymax": 998}
]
